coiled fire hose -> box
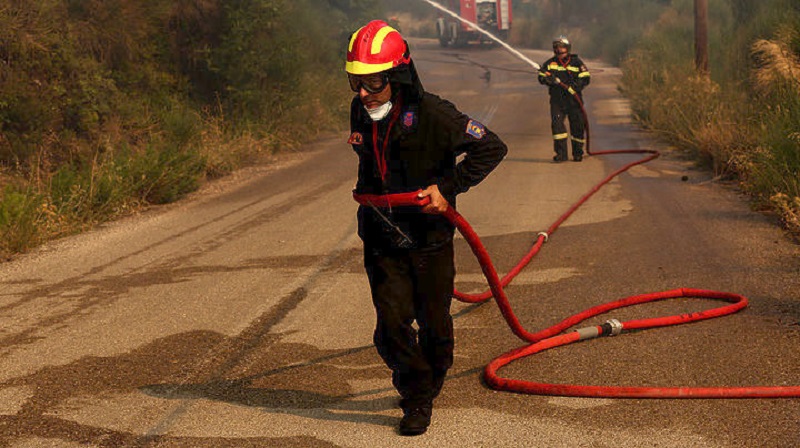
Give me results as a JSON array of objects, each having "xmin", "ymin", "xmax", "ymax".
[{"xmin": 352, "ymin": 85, "xmax": 800, "ymax": 399}]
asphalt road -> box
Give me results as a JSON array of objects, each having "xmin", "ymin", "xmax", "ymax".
[{"xmin": 1, "ymin": 38, "xmax": 799, "ymax": 447}]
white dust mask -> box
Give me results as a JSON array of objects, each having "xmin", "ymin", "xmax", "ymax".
[{"xmin": 365, "ymin": 101, "xmax": 392, "ymax": 121}]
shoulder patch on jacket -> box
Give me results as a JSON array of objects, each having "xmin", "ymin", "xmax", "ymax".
[
  {"xmin": 466, "ymin": 119, "xmax": 486, "ymax": 139},
  {"xmin": 348, "ymin": 132, "xmax": 363, "ymax": 145}
]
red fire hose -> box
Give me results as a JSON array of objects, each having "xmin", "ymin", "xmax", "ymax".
[{"xmin": 351, "ymin": 86, "xmax": 800, "ymax": 399}]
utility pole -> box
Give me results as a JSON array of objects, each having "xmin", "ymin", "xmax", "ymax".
[{"xmin": 695, "ymin": 0, "xmax": 709, "ymax": 75}]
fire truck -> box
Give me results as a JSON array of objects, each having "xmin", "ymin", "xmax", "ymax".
[{"xmin": 435, "ymin": 0, "xmax": 512, "ymax": 47}]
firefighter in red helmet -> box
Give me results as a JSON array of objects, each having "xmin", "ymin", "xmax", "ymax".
[
  {"xmin": 346, "ymin": 20, "xmax": 507, "ymax": 436},
  {"xmin": 538, "ymin": 35, "xmax": 591, "ymax": 162}
]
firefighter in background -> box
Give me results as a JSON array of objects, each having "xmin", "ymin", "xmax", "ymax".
[
  {"xmin": 345, "ymin": 20, "xmax": 507, "ymax": 436},
  {"xmin": 387, "ymin": 15, "xmax": 401, "ymax": 33},
  {"xmin": 538, "ymin": 35, "xmax": 591, "ymax": 162}
]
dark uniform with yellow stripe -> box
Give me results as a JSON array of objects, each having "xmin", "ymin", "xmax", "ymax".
[
  {"xmin": 538, "ymin": 54, "xmax": 591, "ymax": 161},
  {"xmin": 349, "ymin": 60, "xmax": 507, "ymax": 411}
]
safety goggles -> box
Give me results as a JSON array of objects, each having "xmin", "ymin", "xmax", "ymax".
[{"xmin": 348, "ymin": 73, "xmax": 390, "ymax": 94}]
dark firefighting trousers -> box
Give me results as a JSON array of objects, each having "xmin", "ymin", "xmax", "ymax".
[
  {"xmin": 364, "ymin": 241, "xmax": 455, "ymax": 409},
  {"xmin": 550, "ymin": 99, "xmax": 585, "ymax": 160}
]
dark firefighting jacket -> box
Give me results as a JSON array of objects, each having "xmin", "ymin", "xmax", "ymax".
[
  {"xmin": 538, "ymin": 54, "xmax": 591, "ymax": 104},
  {"xmin": 349, "ymin": 62, "xmax": 507, "ymax": 251}
]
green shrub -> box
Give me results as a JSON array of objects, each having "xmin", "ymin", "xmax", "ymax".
[
  {"xmin": 129, "ymin": 144, "xmax": 206, "ymax": 205},
  {"xmin": 0, "ymin": 187, "xmax": 46, "ymax": 257}
]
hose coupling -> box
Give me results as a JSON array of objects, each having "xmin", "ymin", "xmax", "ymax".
[
  {"xmin": 576, "ymin": 326, "xmax": 600, "ymax": 340},
  {"xmin": 537, "ymin": 232, "xmax": 549, "ymax": 242},
  {"xmin": 603, "ymin": 318, "xmax": 623, "ymax": 336}
]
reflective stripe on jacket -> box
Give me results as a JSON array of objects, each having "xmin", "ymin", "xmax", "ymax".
[{"xmin": 538, "ymin": 54, "xmax": 591, "ymax": 104}]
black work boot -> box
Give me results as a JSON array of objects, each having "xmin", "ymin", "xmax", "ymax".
[
  {"xmin": 553, "ymin": 140, "xmax": 568, "ymax": 163},
  {"xmin": 398, "ymin": 405, "xmax": 432, "ymax": 436},
  {"xmin": 573, "ymin": 143, "xmax": 584, "ymax": 162}
]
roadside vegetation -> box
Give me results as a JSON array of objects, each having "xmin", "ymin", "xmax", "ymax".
[
  {"xmin": 617, "ymin": 1, "xmax": 800, "ymax": 236},
  {"xmin": 0, "ymin": 0, "xmax": 382, "ymax": 259}
]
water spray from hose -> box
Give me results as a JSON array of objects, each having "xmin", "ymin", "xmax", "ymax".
[{"xmin": 419, "ymin": 0, "xmax": 541, "ymax": 71}]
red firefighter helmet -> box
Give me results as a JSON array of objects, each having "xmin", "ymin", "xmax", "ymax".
[{"xmin": 345, "ymin": 20, "xmax": 410, "ymax": 75}]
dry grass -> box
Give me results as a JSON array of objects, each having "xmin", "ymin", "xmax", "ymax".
[{"xmin": 751, "ymin": 29, "xmax": 800, "ymax": 96}]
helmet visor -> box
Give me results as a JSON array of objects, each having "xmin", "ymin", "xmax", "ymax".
[{"xmin": 348, "ymin": 73, "xmax": 390, "ymax": 94}]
